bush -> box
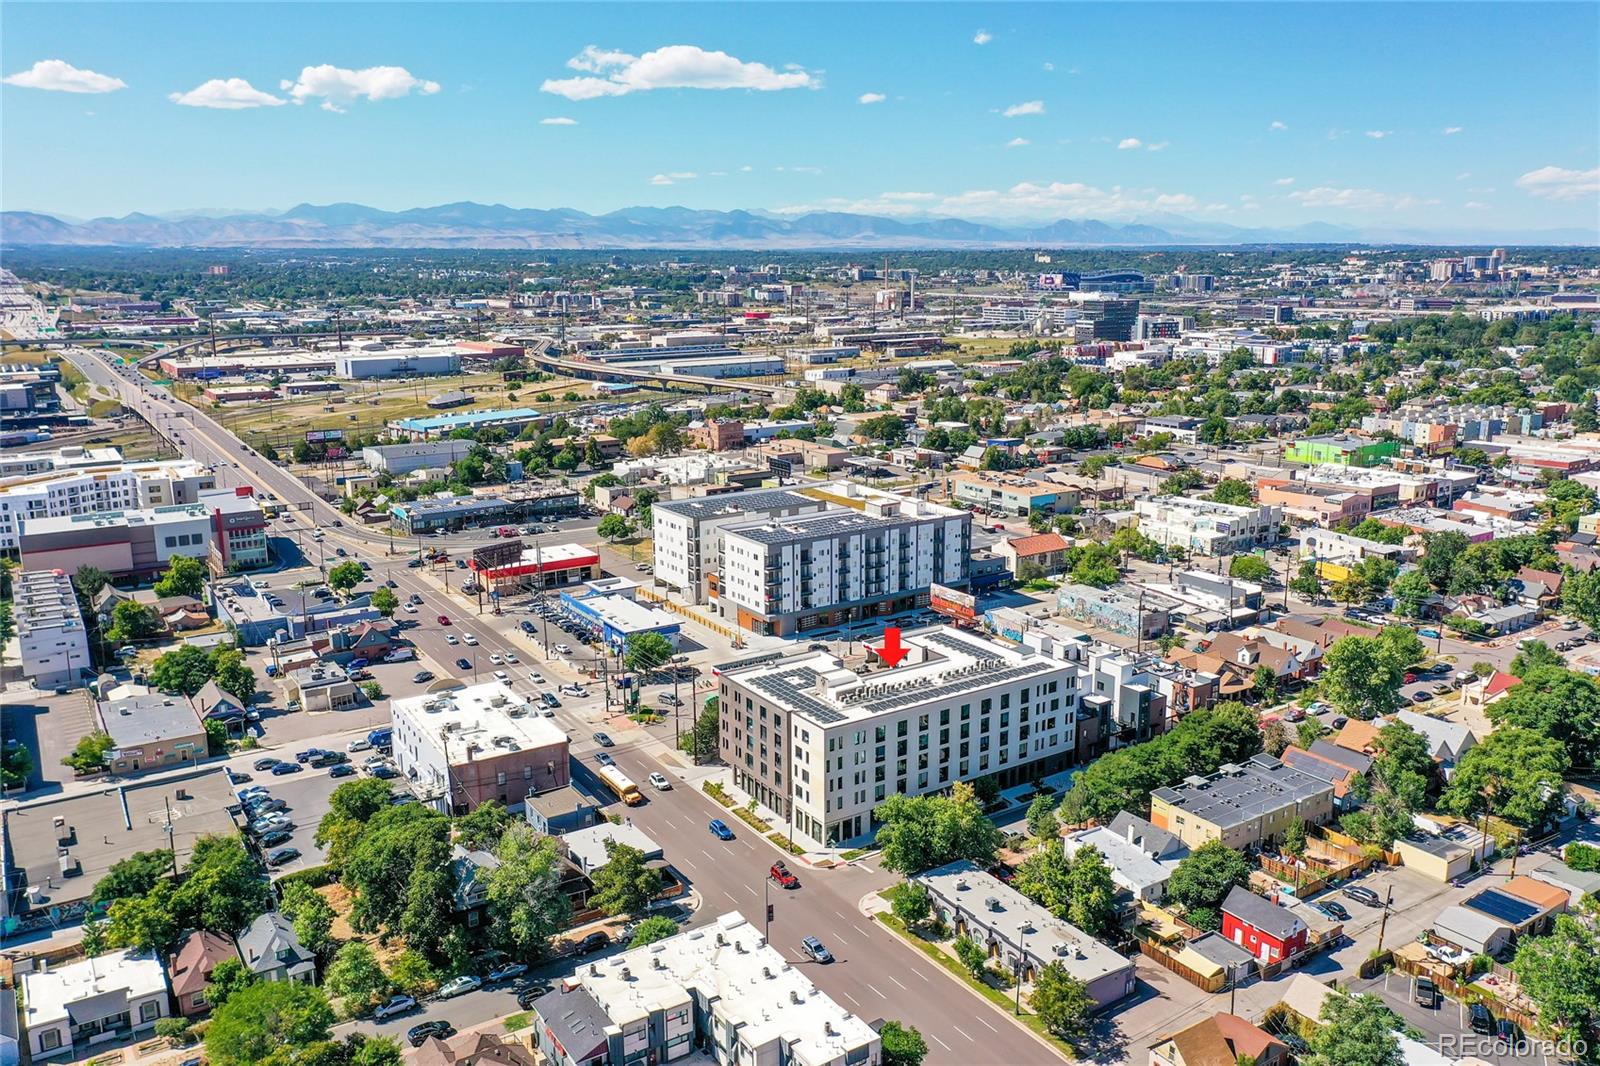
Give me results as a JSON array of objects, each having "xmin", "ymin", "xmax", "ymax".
[
  {"xmin": 154, "ymin": 1018, "xmax": 195, "ymax": 1044},
  {"xmin": 1566, "ymin": 842, "xmax": 1600, "ymax": 872}
]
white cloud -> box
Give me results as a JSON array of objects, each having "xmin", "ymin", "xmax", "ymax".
[
  {"xmin": 280, "ymin": 65, "xmax": 439, "ymax": 112},
  {"xmin": 1273, "ymin": 177, "xmax": 1296, "ymax": 186},
  {"xmin": 540, "ymin": 116, "xmax": 578, "ymax": 125},
  {"xmin": 1116, "ymin": 137, "xmax": 1143, "ymax": 150},
  {"xmin": 881, "ymin": 191, "xmax": 938, "ymax": 202},
  {"xmin": 1042, "ymin": 62, "xmax": 1055, "ymax": 71},
  {"xmin": 3, "ymin": 59, "xmax": 126, "ymax": 93},
  {"xmin": 1288, "ymin": 186, "xmax": 1434, "ymax": 211},
  {"xmin": 972, "ymin": 30, "xmax": 993, "ymax": 45},
  {"xmin": 1456, "ymin": 172, "xmax": 1472, "ymax": 181},
  {"xmin": 1005, "ymin": 137, "xmax": 1030, "ymax": 148},
  {"xmin": 1364, "ymin": 129, "xmax": 1393, "ymax": 139},
  {"xmin": 1269, "ymin": 120, "xmax": 1287, "ymax": 131},
  {"xmin": 776, "ymin": 181, "xmax": 1230, "ymax": 222},
  {"xmin": 169, "ymin": 78, "xmax": 285, "ymax": 109},
  {"xmin": 1002, "ymin": 99, "xmax": 1045, "ymax": 117},
  {"xmin": 739, "ymin": 165, "xmax": 753, "ymax": 172},
  {"xmin": 1515, "ymin": 165, "xmax": 1600, "ymax": 201},
  {"xmin": 1326, "ymin": 128, "xmax": 1348, "ymax": 140},
  {"xmin": 1146, "ymin": 141, "xmax": 1169, "ymax": 152},
  {"xmin": 1443, "ymin": 126, "xmax": 1463, "ymax": 135},
  {"xmin": 858, "ymin": 92, "xmax": 886, "ymax": 105},
  {"xmin": 649, "ymin": 172, "xmax": 699, "ymax": 186},
  {"xmin": 541, "ymin": 44, "xmax": 817, "ymax": 100},
  {"xmin": 649, "ymin": 174, "xmax": 675, "ymax": 186},
  {"xmin": 1464, "ymin": 201, "xmax": 1489, "ymax": 209}
]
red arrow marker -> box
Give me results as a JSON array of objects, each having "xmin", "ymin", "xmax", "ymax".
[{"xmin": 875, "ymin": 626, "xmax": 908, "ymax": 667}]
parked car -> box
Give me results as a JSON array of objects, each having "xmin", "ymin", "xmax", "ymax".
[
  {"xmin": 406, "ymin": 1021, "xmax": 456, "ymax": 1048},
  {"xmin": 1415, "ymin": 976, "xmax": 1439, "ymax": 1008},
  {"xmin": 271, "ymin": 762, "xmax": 304, "ymax": 776},
  {"xmin": 554, "ymin": 643, "xmax": 572, "ymax": 655},
  {"xmin": 770, "ymin": 862, "xmax": 800, "ymax": 889},
  {"xmin": 295, "ymin": 748, "xmax": 326, "ymax": 764},
  {"xmin": 516, "ymin": 985, "xmax": 552, "ymax": 1010},
  {"xmin": 660, "ymin": 692, "xmax": 682, "ymax": 707},
  {"xmin": 329, "ymin": 764, "xmax": 356, "ymax": 779},
  {"xmin": 800, "ymin": 936, "xmax": 834, "ymax": 964},
  {"xmin": 1469, "ymin": 1003, "xmax": 1494, "ymax": 1035},
  {"xmin": 374, "ymin": 995, "xmax": 418, "ymax": 1020},
  {"xmin": 348, "ymin": 738, "xmax": 372, "ymax": 753},
  {"xmin": 253, "ymin": 757, "xmax": 282, "ymax": 771},
  {"xmin": 413, "ymin": 670, "xmax": 435, "ymax": 684},
  {"xmin": 575, "ymin": 931, "xmax": 610, "ymax": 955},
  {"xmin": 226, "ymin": 769, "xmax": 252, "ymax": 784},
  {"xmin": 709, "ymin": 819, "xmax": 735, "ymax": 841},
  {"xmin": 487, "ymin": 962, "xmax": 528, "ymax": 983},
  {"xmin": 265, "ymin": 847, "xmax": 301, "ymax": 867},
  {"xmin": 437, "ymin": 975, "xmax": 482, "ymax": 999},
  {"xmin": 258, "ymin": 829, "xmax": 293, "ymax": 848},
  {"xmin": 648, "ymin": 772, "xmax": 671, "ymax": 790},
  {"xmin": 1345, "ymin": 885, "xmax": 1383, "ymax": 908},
  {"xmin": 1318, "ymin": 900, "xmax": 1350, "ymax": 921}
]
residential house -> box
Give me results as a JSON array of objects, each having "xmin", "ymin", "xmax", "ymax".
[
  {"xmin": 1148, "ymin": 754, "xmax": 1334, "ymax": 851},
  {"xmin": 1063, "ymin": 812, "xmax": 1188, "ymax": 904},
  {"xmin": 311, "ymin": 620, "xmax": 396, "ymax": 665},
  {"xmin": 191, "ymin": 679, "xmax": 248, "ymax": 726},
  {"xmin": 1278, "ymin": 741, "xmax": 1372, "ymax": 811},
  {"xmin": 1221, "ymin": 886, "xmax": 1308, "ymax": 965},
  {"xmin": 1392, "ymin": 711, "xmax": 1477, "ymax": 777},
  {"xmin": 411, "ymin": 1032, "xmax": 540, "ymax": 1066},
  {"xmin": 1498, "ymin": 876, "xmax": 1570, "ymax": 934},
  {"xmin": 21, "ymin": 950, "xmax": 169, "ymax": 1060},
  {"xmin": 168, "ymin": 930, "xmax": 238, "ymax": 1017},
  {"xmin": 1526, "ymin": 856, "xmax": 1600, "ymax": 905},
  {"xmin": 1393, "ymin": 833, "xmax": 1478, "ymax": 883},
  {"xmin": 1460, "ymin": 670, "xmax": 1520, "ymax": 714},
  {"xmin": 996, "ymin": 532, "xmax": 1071, "ymax": 577},
  {"xmin": 236, "ymin": 912, "xmax": 316, "ymax": 983},
  {"xmin": 449, "ymin": 845, "xmax": 499, "ymax": 932},
  {"xmin": 1430, "ymin": 904, "xmax": 1514, "ymax": 956},
  {"xmin": 1509, "ymin": 566, "xmax": 1564, "ymax": 613},
  {"xmin": 1149, "ymin": 1013, "xmax": 1289, "ymax": 1066}
]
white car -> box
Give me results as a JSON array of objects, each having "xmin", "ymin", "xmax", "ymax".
[
  {"xmin": 560, "ymin": 684, "xmax": 587, "ymax": 698},
  {"xmin": 403, "ymin": 603, "xmax": 418, "ymax": 613},
  {"xmin": 252, "ymin": 579, "xmax": 270, "ymax": 589},
  {"xmin": 445, "ymin": 634, "xmax": 459, "ymax": 645},
  {"xmin": 348, "ymin": 738, "xmax": 372, "ymax": 753},
  {"xmin": 488, "ymin": 653, "xmax": 504, "ymax": 666},
  {"xmin": 527, "ymin": 671, "xmax": 546, "ymax": 685},
  {"xmin": 494, "ymin": 670, "xmax": 510, "ymax": 683},
  {"xmin": 437, "ymin": 975, "xmax": 481, "ymax": 999},
  {"xmin": 554, "ymin": 643, "xmax": 572, "ymax": 655},
  {"xmin": 373, "ymin": 994, "xmax": 416, "ymax": 1019},
  {"xmin": 504, "ymin": 652, "xmax": 520, "ymax": 664},
  {"xmin": 649, "ymin": 772, "xmax": 671, "ymax": 790},
  {"xmin": 462, "ymin": 634, "xmax": 478, "ymax": 646}
]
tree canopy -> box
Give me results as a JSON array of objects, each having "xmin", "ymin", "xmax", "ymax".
[{"xmin": 876, "ymin": 781, "xmax": 1002, "ymax": 874}]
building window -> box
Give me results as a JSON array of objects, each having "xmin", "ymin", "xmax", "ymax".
[
  {"xmin": 40, "ymin": 1030, "xmax": 62, "ymax": 1051},
  {"xmin": 140, "ymin": 1001, "xmax": 160, "ymax": 1023}
]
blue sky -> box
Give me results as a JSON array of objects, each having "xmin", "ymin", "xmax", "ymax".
[{"xmin": 3, "ymin": 2, "xmax": 1597, "ymax": 234}]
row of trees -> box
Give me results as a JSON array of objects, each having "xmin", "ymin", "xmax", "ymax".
[{"xmin": 89, "ymin": 835, "xmax": 271, "ymax": 954}]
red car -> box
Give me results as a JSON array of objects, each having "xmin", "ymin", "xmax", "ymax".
[
  {"xmin": 437, "ymin": 615, "xmax": 451, "ymax": 625},
  {"xmin": 769, "ymin": 862, "xmax": 799, "ymax": 889},
  {"xmin": 1404, "ymin": 673, "xmax": 1417, "ymax": 683}
]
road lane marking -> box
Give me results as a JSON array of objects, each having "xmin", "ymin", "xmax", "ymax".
[
  {"xmin": 833, "ymin": 910, "xmax": 851, "ymax": 922},
  {"xmin": 885, "ymin": 974, "xmax": 908, "ymax": 991},
  {"xmin": 952, "ymin": 1025, "xmax": 972, "ymax": 1042},
  {"xmin": 911, "ymin": 967, "xmax": 930, "ymax": 982},
  {"xmin": 929, "ymin": 1035, "xmax": 952, "ymax": 1052},
  {"xmin": 839, "ymin": 991, "xmax": 860, "ymax": 1008},
  {"xmin": 865, "ymin": 983, "xmax": 884, "ymax": 1000},
  {"xmin": 974, "ymin": 1015, "xmax": 998, "ymax": 1033}
]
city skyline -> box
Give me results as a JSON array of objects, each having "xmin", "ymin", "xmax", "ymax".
[{"xmin": 2, "ymin": 2, "xmax": 1597, "ymax": 242}]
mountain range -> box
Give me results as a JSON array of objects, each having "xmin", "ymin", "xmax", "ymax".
[{"xmin": 2, "ymin": 202, "xmax": 1592, "ymax": 249}]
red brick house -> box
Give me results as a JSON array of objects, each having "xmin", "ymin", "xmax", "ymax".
[
  {"xmin": 168, "ymin": 930, "xmax": 239, "ymax": 1016},
  {"xmin": 1221, "ymin": 886, "xmax": 1307, "ymax": 965}
]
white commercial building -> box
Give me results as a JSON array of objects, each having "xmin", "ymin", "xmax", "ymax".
[
  {"xmin": 1134, "ymin": 495, "xmax": 1282, "ymax": 555},
  {"xmin": 0, "ymin": 444, "xmax": 123, "ymax": 479},
  {"xmin": 333, "ymin": 345, "xmax": 461, "ymax": 378},
  {"xmin": 653, "ymin": 353, "xmax": 786, "ymax": 379},
  {"xmin": 558, "ymin": 911, "xmax": 881, "ymax": 1066},
  {"xmin": 718, "ymin": 625, "xmax": 1083, "ymax": 847},
  {"xmin": 715, "ymin": 487, "xmax": 972, "ymax": 637},
  {"xmin": 390, "ymin": 682, "xmax": 571, "ymax": 813},
  {"xmin": 0, "ymin": 458, "xmax": 215, "ymax": 551},
  {"xmin": 22, "ymin": 949, "xmax": 169, "ymax": 1060},
  {"xmin": 13, "ymin": 568, "xmax": 92, "ymax": 689}
]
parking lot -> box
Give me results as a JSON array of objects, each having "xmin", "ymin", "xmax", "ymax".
[{"xmin": 1346, "ymin": 971, "xmax": 1552, "ymax": 1066}]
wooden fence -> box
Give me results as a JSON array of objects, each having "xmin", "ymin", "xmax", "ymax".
[
  {"xmin": 1136, "ymin": 938, "xmax": 1227, "ymax": 992},
  {"xmin": 1391, "ymin": 953, "xmax": 1543, "ymax": 1035}
]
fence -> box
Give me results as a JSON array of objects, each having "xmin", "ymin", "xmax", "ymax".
[
  {"xmin": 1136, "ymin": 938, "xmax": 1227, "ymax": 992},
  {"xmin": 1391, "ymin": 953, "xmax": 1544, "ymax": 1035}
]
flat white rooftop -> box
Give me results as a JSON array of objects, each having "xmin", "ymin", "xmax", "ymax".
[{"xmin": 393, "ymin": 681, "xmax": 567, "ymax": 763}]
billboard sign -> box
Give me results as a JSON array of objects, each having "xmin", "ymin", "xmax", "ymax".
[
  {"xmin": 305, "ymin": 429, "xmax": 345, "ymax": 443},
  {"xmin": 472, "ymin": 539, "xmax": 525, "ymax": 571},
  {"xmin": 929, "ymin": 582, "xmax": 977, "ymax": 622}
]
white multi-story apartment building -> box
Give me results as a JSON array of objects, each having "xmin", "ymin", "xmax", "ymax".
[
  {"xmin": 0, "ymin": 444, "xmax": 123, "ymax": 479},
  {"xmin": 1134, "ymin": 495, "xmax": 1282, "ymax": 556},
  {"xmin": 0, "ymin": 459, "xmax": 215, "ymax": 551},
  {"xmin": 718, "ymin": 626, "xmax": 1083, "ymax": 847},
  {"xmin": 652, "ymin": 488, "xmax": 830, "ymax": 605},
  {"xmin": 14, "ymin": 568, "xmax": 91, "ymax": 689},
  {"xmin": 715, "ymin": 487, "xmax": 970, "ymax": 637}
]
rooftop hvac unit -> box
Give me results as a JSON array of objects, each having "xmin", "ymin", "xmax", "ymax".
[{"xmin": 59, "ymin": 853, "xmax": 81, "ymax": 877}]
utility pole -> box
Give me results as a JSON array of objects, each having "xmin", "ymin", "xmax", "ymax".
[{"xmin": 1374, "ymin": 885, "xmax": 1395, "ymax": 955}]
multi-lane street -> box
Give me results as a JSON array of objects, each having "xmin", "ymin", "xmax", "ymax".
[{"xmin": 62, "ymin": 346, "xmax": 1067, "ymax": 1063}]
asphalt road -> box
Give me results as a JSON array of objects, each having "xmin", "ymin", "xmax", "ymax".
[{"xmin": 67, "ymin": 347, "xmax": 1067, "ymax": 1063}]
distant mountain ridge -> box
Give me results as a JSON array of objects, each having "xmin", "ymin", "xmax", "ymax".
[{"xmin": 1, "ymin": 201, "xmax": 1592, "ymax": 248}]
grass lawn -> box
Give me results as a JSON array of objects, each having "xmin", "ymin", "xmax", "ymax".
[
  {"xmin": 502, "ymin": 1011, "xmax": 535, "ymax": 1032},
  {"xmin": 874, "ymin": 896, "xmax": 1079, "ymax": 1057}
]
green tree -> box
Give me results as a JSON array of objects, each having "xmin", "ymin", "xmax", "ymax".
[
  {"xmin": 680, "ymin": 696, "xmax": 720, "ymax": 762},
  {"xmin": 212, "ymin": 647, "xmax": 257, "ymax": 703},
  {"xmin": 1065, "ymin": 845, "xmax": 1119, "ymax": 941},
  {"xmin": 154, "ymin": 554, "xmax": 208, "ymax": 599},
  {"xmin": 1563, "ymin": 569, "xmax": 1600, "ymax": 629},
  {"xmin": 107, "ymin": 599, "xmax": 162, "ymax": 643},
  {"xmin": 1512, "ymin": 912, "xmax": 1600, "ymax": 1042},
  {"xmin": 890, "ymin": 880, "xmax": 933, "ymax": 929},
  {"xmin": 624, "ymin": 631, "xmax": 675, "ymax": 674},
  {"xmin": 1228, "ymin": 555, "xmax": 1272, "ymax": 583},
  {"xmin": 175, "ymin": 834, "xmax": 272, "ymax": 935},
  {"xmin": 1282, "ymin": 818, "xmax": 1307, "ymax": 858},
  {"xmin": 597, "ymin": 513, "xmax": 632, "ymax": 542},
  {"xmin": 1510, "ymin": 641, "xmax": 1563, "ymax": 677},
  {"xmin": 1372, "ymin": 721, "xmax": 1435, "ymax": 812},
  {"xmin": 876, "ymin": 781, "xmax": 1002, "ymax": 874},
  {"xmin": 1252, "ymin": 665, "xmax": 1278, "ymax": 705},
  {"xmin": 953, "ymin": 933, "xmax": 988, "ymax": 981},
  {"xmin": 1026, "ymin": 792, "xmax": 1060, "ymax": 841},
  {"xmin": 327, "ymin": 561, "xmax": 364, "ymax": 594},
  {"xmin": 628, "ymin": 915, "xmax": 680, "ymax": 948},
  {"xmin": 1209, "ymin": 479, "xmax": 1255, "ymax": 507},
  {"xmin": 370, "ymin": 587, "xmax": 398, "ymax": 617},
  {"xmin": 1390, "ymin": 569, "xmax": 1433, "ymax": 619},
  {"xmin": 590, "ymin": 841, "xmax": 665, "ymax": 917},
  {"xmin": 62, "ymin": 731, "xmax": 115, "ymax": 773},
  {"xmin": 81, "ymin": 912, "xmax": 108, "ymax": 956},
  {"xmin": 149, "ymin": 643, "xmax": 216, "ymax": 696},
  {"xmin": 91, "ymin": 850, "xmax": 172, "ymax": 907},
  {"xmin": 1376, "ymin": 626, "xmax": 1427, "ymax": 672},
  {"xmin": 386, "ymin": 950, "xmax": 440, "ymax": 998},
  {"xmin": 342, "ymin": 805, "xmax": 449, "ymax": 937},
  {"xmin": 1302, "ymin": 993, "xmax": 1406, "ymax": 1066},
  {"xmin": 1168, "ymin": 841, "xmax": 1251, "ymax": 925},
  {"xmin": 1440, "ymin": 727, "xmax": 1568, "ymax": 830},
  {"xmin": 105, "ymin": 880, "xmax": 182, "ymax": 953},
  {"xmin": 486, "ymin": 824, "xmax": 570, "ymax": 959},
  {"xmin": 454, "ymin": 801, "xmax": 512, "ymax": 852},
  {"xmin": 1029, "ymin": 961, "xmax": 1095, "ymax": 1042},
  {"xmin": 206, "ymin": 957, "xmax": 253, "ymax": 1009},
  {"xmin": 280, "ymin": 881, "xmax": 338, "ymax": 960},
  {"xmin": 326, "ymin": 942, "xmax": 391, "ymax": 1015},
  {"xmin": 1320, "ymin": 636, "xmax": 1403, "ymax": 720},
  {"xmin": 1262, "ymin": 719, "xmax": 1291, "ymax": 757},
  {"xmin": 880, "ymin": 1021, "xmax": 930, "ymax": 1066},
  {"xmin": 1421, "ymin": 531, "xmax": 1471, "ymax": 591},
  {"xmin": 1, "ymin": 740, "xmax": 33, "ymax": 791},
  {"xmin": 204, "ymin": 980, "xmax": 336, "ymax": 1066},
  {"xmin": 72, "ymin": 564, "xmax": 113, "ymax": 602},
  {"xmin": 1015, "ymin": 839, "xmax": 1075, "ymax": 917},
  {"xmin": 1488, "ymin": 666, "xmax": 1600, "ymax": 765}
]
